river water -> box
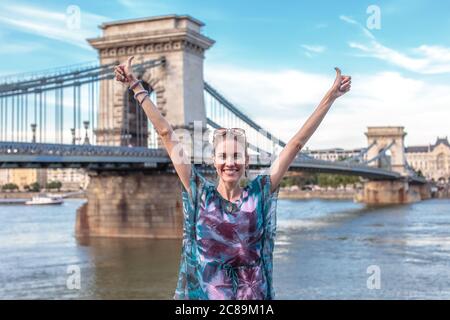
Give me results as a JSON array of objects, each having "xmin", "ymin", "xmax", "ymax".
[{"xmin": 0, "ymin": 198, "xmax": 449, "ymax": 299}]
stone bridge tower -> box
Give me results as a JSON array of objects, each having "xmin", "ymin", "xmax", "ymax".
[
  {"xmin": 358, "ymin": 126, "xmax": 431, "ymax": 205},
  {"xmin": 365, "ymin": 126, "xmax": 407, "ymax": 175},
  {"xmin": 88, "ymin": 15, "xmax": 214, "ymax": 147}
]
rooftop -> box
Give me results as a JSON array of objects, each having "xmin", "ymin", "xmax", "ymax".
[
  {"xmin": 406, "ymin": 136, "xmax": 450, "ymax": 153},
  {"xmin": 99, "ymin": 14, "xmax": 205, "ymax": 29}
]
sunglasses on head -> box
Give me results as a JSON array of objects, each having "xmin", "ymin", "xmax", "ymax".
[{"xmin": 213, "ymin": 128, "xmax": 246, "ymax": 137}]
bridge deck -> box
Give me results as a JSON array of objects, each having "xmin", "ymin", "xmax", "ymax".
[{"xmin": 0, "ymin": 141, "xmax": 426, "ymax": 183}]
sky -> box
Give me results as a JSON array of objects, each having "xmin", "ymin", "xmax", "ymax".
[{"xmin": 0, "ymin": 0, "xmax": 450, "ymax": 149}]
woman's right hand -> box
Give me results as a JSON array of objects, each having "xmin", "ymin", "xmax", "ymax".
[
  {"xmin": 114, "ymin": 56, "xmax": 136, "ymax": 84},
  {"xmin": 328, "ymin": 67, "xmax": 351, "ymax": 99}
]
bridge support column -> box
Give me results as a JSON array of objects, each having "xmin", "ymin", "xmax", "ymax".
[
  {"xmin": 76, "ymin": 170, "xmax": 183, "ymax": 239},
  {"xmin": 88, "ymin": 15, "xmax": 214, "ymax": 147},
  {"xmin": 357, "ymin": 180, "xmax": 421, "ymax": 205},
  {"xmin": 416, "ymin": 183, "xmax": 432, "ymax": 200}
]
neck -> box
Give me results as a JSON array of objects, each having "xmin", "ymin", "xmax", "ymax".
[{"xmin": 217, "ymin": 179, "xmax": 242, "ymax": 202}]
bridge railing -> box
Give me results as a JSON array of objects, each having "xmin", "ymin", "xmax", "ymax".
[{"xmin": 0, "ymin": 141, "xmax": 166, "ymax": 157}]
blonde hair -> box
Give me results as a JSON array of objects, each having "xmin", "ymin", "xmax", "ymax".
[{"xmin": 212, "ymin": 133, "xmax": 249, "ymax": 158}]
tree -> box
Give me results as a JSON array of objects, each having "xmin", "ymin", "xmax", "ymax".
[
  {"xmin": 2, "ymin": 183, "xmax": 19, "ymax": 191},
  {"xmin": 280, "ymin": 172, "xmax": 361, "ymax": 189},
  {"xmin": 280, "ymin": 173, "xmax": 318, "ymax": 188},
  {"xmin": 29, "ymin": 182, "xmax": 41, "ymax": 192},
  {"xmin": 46, "ymin": 181, "xmax": 62, "ymax": 191},
  {"xmin": 317, "ymin": 173, "xmax": 360, "ymax": 189}
]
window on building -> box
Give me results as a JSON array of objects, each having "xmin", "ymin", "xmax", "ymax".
[{"xmin": 437, "ymin": 153, "xmax": 446, "ymax": 170}]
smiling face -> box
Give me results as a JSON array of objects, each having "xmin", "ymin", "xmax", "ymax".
[{"xmin": 213, "ymin": 135, "xmax": 248, "ymax": 184}]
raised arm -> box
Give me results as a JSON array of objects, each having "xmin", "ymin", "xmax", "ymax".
[
  {"xmin": 269, "ymin": 68, "xmax": 351, "ymax": 193},
  {"xmin": 114, "ymin": 56, "xmax": 192, "ymax": 192}
]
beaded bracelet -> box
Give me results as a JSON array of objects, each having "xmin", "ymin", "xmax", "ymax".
[
  {"xmin": 137, "ymin": 93, "xmax": 149, "ymax": 105},
  {"xmin": 129, "ymin": 79, "xmax": 142, "ymax": 90},
  {"xmin": 133, "ymin": 89, "xmax": 148, "ymax": 100}
]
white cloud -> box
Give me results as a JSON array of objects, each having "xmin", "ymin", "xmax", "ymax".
[
  {"xmin": 0, "ymin": 42, "xmax": 42, "ymax": 54},
  {"xmin": 415, "ymin": 45, "xmax": 450, "ymax": 65},
  {"xmin": 0, "ymin": 30, "xmax": 43, "ymax": 54},
  {"xmin": 339, "ymin": 15, "xmax": 358, "ymax": 25},
  {"xmin": 341, "ymin": 15, "xmax": 450, "ymax": 74},
  {"xmin": 206, "ymin": 64, "xmax": 330, "ymax": 112},
  {"xmin": 205, "ymin": 64, "xmax": 450, "ymax": 149},
  {"xmin": 315, "ymin": 23, "xmax": 328, "ymax": 29},
  {"xmin": 0, "ymin": 3, "xmax": 108, "ymax": 50},
  {"xmin": 301, "ymin": 44, "xmax": 326, "ymax": 54}
]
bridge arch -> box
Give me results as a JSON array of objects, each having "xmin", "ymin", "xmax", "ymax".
[
  {"xmin": 365, "ymin": 126, "xmax": 408, "ymax": 175},
  {"xmin": 380, "ymin": 149, "xmax": 392, "ymax": 170},
  {"xmin": 121, "ymin": 80, "xmax": 154, "ymax": 148}
]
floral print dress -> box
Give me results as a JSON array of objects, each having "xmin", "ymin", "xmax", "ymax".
[{"xmin": 173, "ymin": 165, "xmax": 279, "ymax": 300}]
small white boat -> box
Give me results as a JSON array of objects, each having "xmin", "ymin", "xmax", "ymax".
[{"xmin": 25, "ymin": 195, "xmax": 64, "ymax": 205}]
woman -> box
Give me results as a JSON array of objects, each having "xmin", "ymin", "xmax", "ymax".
[{"xmin": 114, "ymin": 56, "xmax": 351, "ymax": 300}]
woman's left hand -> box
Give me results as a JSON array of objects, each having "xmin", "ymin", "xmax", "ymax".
[{"xmin": 329, "ymin": 67, "xmax": 351, "ymax": 99}]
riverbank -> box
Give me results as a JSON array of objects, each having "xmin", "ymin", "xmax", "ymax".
[
  {"xmin": 0, "ymin": 191, "xmax": 86, "ymax": 200},
  {"xmin": 2, "ymin": 188, "xmax": 447, "ymax": 201},
  {"xmin": 279, "ymin": 188, "xmax": 449, "ymax": 200},
  {"xmin": 0, "ymin": 190, "xmax": 371, "ymax": 202},
  {"xmin": 278, "ymin": 189, "xmax": 356, "ymax": 200}
]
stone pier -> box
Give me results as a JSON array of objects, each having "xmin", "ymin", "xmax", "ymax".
[
  {"xmin": 356, "ymin": 180, "xmax": 419, "ymax": 205},
  {"xmin": 355, "ymin": 180, "xmax": 431, "ymax": 205},
  {"xmin": 76, "ymin": 170, "xmax": 183, "ymax": 238}
]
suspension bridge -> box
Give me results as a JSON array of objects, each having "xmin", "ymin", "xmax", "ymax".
[
  {"xmin": 0, "ymin": 15, "xmax": 430, "ymax": 238},
  {"xmin": 0, "ymin": 59, "xmax": 424, "ymax": 181}
]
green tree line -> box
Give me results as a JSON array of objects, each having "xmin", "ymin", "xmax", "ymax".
[
  {"xmin": 280, "ymin": 172, "xmax": 361, "ymax": 189},
  {"xmin": 1, "ymin": 180, "xmax": 62, "ymax": 192}
]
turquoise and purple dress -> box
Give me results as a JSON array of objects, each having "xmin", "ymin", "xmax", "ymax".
[{"xmin": 173, "ymin": 165, "xmax": 279, "ymax": 300}]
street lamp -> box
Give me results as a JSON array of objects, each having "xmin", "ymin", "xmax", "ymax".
[
  {"xmin": 70, "ymin": 128, "xmax": 76, "ymax": 145},
  {"xmin": 83, "ymin": 121, "xmax": 90, "ymax": 145},
  {"xmin": 30, "ymin": 123, "xmax": 37, "ymax": 143},
  {"xmin": 121, "ymin": 133, "xmax": 132, "ymax": 146}
]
